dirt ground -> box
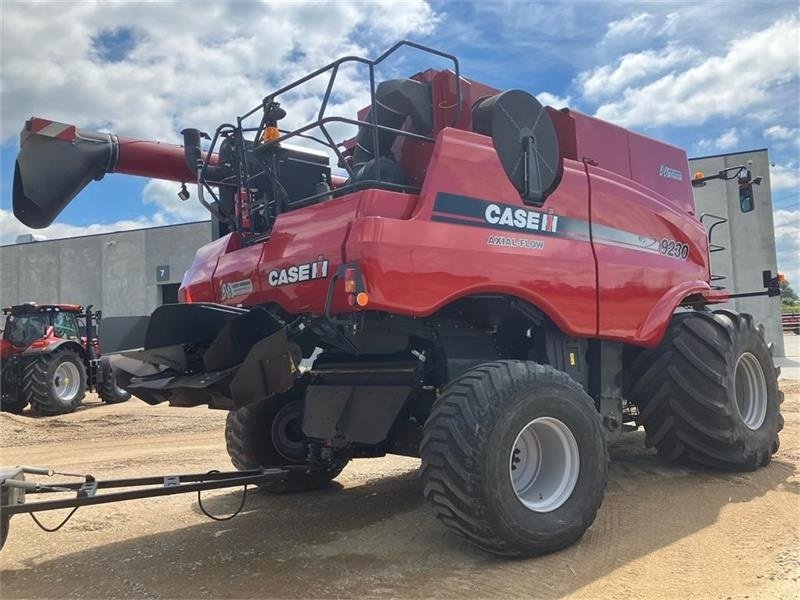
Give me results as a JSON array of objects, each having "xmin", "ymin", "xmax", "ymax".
[{"xmin": 1, "ymin": 383, "xmax": 798, "ymax": 600}]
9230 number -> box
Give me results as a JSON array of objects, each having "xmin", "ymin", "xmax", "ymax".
[{"xmin": 660, "ymin": 238, "xmax": 689, "ymax": 260}]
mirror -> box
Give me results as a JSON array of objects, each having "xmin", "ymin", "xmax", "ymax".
[{"xmin": 739, "ymin": 183, "xmax": 755, "ymax": 213}]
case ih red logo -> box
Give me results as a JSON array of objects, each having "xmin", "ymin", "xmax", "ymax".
[
  {"xmin": 268, "ymin": 257, "xmax": 329, "ymax": 287},
  {"xmin": 484, "ymin": 203, "xmax": 558, "ymax": 233}
]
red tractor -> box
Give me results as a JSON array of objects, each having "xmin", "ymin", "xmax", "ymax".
[
  {"xmin": 11, "ymin": 42, "xmax": 783, "ymax": 556},
  {"xmin": 0, "ymin": 303, "xmax": 131, "ymax": 414}
]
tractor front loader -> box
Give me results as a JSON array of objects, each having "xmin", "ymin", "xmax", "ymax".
[{"xmin": 5, "ymin": 41, "xmax": 783, "ymax": 556}]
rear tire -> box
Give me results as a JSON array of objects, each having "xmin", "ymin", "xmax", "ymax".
[
  {"xmin": 23, "ymin": 349, "xmax": 86, "ymax": 415},
  {"xmin": 98, "ymin": 373, "xmax": 132, "ymax": 404},
  {"xmin": 421, "ymin": 361, "xmax": 608, "ymax": 557},
  {"xmin": 0, "ymin": 395, "xmax": 27, "ymax": 414},
  {"xmin": 225, "ymin": 389, "xmax": 347, "ymax": 493},
  {"xmin": 630, "ymin": 310, "xmax": 783, "ymax": 470}
]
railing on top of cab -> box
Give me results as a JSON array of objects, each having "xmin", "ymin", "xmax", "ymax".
[{"xmin": 195, "ymin": 41, "xmax": 461, "ymax": 243}]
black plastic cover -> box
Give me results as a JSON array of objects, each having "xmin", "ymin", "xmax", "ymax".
[{"xmin": 472, "ymin": 90, "xmax": 561, "ymax": 204}]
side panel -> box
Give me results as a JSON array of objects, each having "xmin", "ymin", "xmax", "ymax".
[
  {"xmin": 588, "ymin": 164, "xmax": 711, "ymax": 345},
  {"xmin": 346, "ymin": 128, "xmax": 598, "ymax": 337}
]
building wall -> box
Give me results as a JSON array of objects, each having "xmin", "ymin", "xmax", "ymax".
[
  {"xmin": 689, "ymin": 149, "xmax": 784, "ymax": 356},
  {"xmin": 0, "ymin": 221, "xmax": 211, "ymax": 317}
]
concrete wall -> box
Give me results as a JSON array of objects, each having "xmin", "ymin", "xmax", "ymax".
[
  {"xmin": 0, "ymin": 221, "xmax": 211, "ymax": 317},
  {"xmin": 689, "ymin": 149, "xmax": 784, "ymax": 356}
]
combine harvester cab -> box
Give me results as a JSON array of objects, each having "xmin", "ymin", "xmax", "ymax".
[{"xmin": 10, "ymin": 41, "xmax": 783, "ymax": 557}]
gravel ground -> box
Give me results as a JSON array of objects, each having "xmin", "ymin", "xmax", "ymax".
[{"xmin": 1, "ymin": 384, "xmax": 798, "ymax": 599}]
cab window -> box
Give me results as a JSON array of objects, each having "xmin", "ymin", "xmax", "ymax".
[
  {"xmin": 54, "ymin": 312, "xmax": 80, "ymax": 341},
  {"xmin": 5, "ymin": 314, "xmax": 50, "ymax": 345}
]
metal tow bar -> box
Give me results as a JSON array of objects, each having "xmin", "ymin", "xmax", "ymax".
[{"xmin": 0, "ymin": 465, "xmax": 304, "ymax": 550}]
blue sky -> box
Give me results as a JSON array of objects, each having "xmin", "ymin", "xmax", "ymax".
[{"xmin": 0, "ymin": 0, "xmax": 798, "ymax": 279}]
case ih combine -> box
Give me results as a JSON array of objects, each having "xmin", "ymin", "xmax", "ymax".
[
  {"xmin": 0, "ymin": 303, "xmax": 131, "ymax": 414},
  {"xmin": 4, "ymin": 42, "xmax": 783, "ymax": 556}
]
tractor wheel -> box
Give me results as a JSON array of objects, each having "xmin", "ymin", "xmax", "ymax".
[
  {"xmin": 98, "ymin": 373, "xmax": 132, "ymax": 404},
  {"xmin": 225, "ymin": 389, "xmax": 347, "ymax": 493},
  {"xmin": 421, "ymin": 361, "xmax": 608, "ymax": 557},
  {"xmin": 630, "ymin": 310, "xmax": 783, "ymax": 470},
  {"xmin": 0, "ymin": 394, "xmax": 27, "ymax": 414},
  {"xmin": 23, "ymin": 349, "xmax": 86, "ymax": 415}
]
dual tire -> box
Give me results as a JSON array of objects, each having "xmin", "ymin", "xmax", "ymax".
[{"xmin": 630, "ymin": 310, "xmax": 783, "ymax": 470}]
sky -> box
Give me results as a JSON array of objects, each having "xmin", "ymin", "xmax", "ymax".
[{"xmin": 0, "ymin": 0, "xmax": 798, "ymax": 282}]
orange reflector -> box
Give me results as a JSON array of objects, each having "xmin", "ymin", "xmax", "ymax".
[
  {"xmin": 778, "ymin": 273, "xmax": 786, "ymax": 283},
  {"xmin": 694, "ymin": 171, "xmax": 705, "ymax": 180},
  {"xmin": 262, "ymin": 126, "xmax": 280, "ymax": 142},
  {"xmin": 344, "ymin": 280, "xmax": 357, "ymax": 293},
  {"xmin": 355, "ymin": 292, "xmax": 369, "ymax": 307}
]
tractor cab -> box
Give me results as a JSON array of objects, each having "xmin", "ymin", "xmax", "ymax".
[{"xmin": 1, "ymin": 303, "xmax": 83, "ymax": 353}]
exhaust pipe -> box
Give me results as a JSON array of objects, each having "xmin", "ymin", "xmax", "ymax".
[{"xmin": 13, "ymin": 117, "xmax": 205, "ymax": 228}]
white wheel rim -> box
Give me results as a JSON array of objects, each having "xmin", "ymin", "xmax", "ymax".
[
  {"xmin": 53, "ymin": 362, "xmax": 81, "ymax": 402},
  {"xmin": 510, "ymin": 416, "xmax": 580, "ymax": 513},
  {"xmin": 734, "ymin": 352, "xmax": 767, "ymax": 430}
]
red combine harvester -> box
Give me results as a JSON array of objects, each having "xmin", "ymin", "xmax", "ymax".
[
  {"xmin": 0, "ymin": 303, "xmax": 131, "ymax": 414},
  {"xmin": 5, "ymin": 42, "xmax": 783, "ymax": 556}
]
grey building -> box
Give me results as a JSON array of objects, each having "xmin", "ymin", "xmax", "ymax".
[
  {"xmin": 0, "ymin": 221, "xmax": 211, "ymax": 316},
  {"xmin": 689, "ymin": 148, "xmax": 784, "ymax": 356}
]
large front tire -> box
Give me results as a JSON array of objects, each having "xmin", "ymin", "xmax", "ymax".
[
  {"xmin": 23, "ymin": 349, "xmax": 86, "ymax": 415},
  {"xmin": 421, "ymin": 361, "xmax": 608, "ymax": 557},
  {"xmin": 225, "ymin": 389, "xmax": 347, "ymax": 493},
  {"xmin": 630, "ymin": 310, "xmax": 783, "ymax": 470}
]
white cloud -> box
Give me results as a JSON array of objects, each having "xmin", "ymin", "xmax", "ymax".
[
  {"xmin": 603, "ymin": 13, "xmax": 655, "ymax": 41},
  {"xmin": 594, "ymin": 16, "xmax": 800, "ymax": 128},
  {"xmin": 536, "ymin": 91, "xmax": 571, "ymax": 108},
  {"xmin": 765, "ymin": 125, "xmax": 799, "ymax": 141},
  {"xmin": 0, "ymin": 1, "xmax": 440, "ymax": 143},
  {"xmin": 0, "ymin": 209, "xmax": 173, "ymax": 245},
  {"xmin": 771, "ymin": 163, "xmax": 800, "ymax": 190},
  {"xmin": 697, "ymin": 128, "xmax": 739, "ymax": 152},
  {"xmin": 142, "ymin": 180, "xmax": 208, "ymax": 222},
  {"xmin": 580, "ymin": 45, "xmax": 700, "ymax": 100},
  {"xmin": 773, "ymin": 209, "xmax": 800, "ymax": 285},
  {"xmin": 0, "ymin": 0, "xmax": 440, "ymax": 233}
]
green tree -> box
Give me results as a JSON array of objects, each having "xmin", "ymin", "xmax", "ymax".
[{"xmin": 781, "ymin": 280, "xmax": 800, "ymax": 309}]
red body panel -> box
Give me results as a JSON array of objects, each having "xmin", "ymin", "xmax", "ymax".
[
  {"xmin": 181, "ymin": 122, "xmax": 712, "ymax": 347},
  {"xmin": 175, "ymin": 69, "xmax": 715, "ymax": 349}
]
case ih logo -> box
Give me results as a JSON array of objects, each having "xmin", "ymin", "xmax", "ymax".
[
  {"xmin": 268, "ymin": 257, "xmax": 329, "ymax": 287},
  {"xmin": 658, "ymin": 165, "xmax": 683, "ymax": 181},
  {"xmin": 484, "ymin": 203, "xmax": 558, "ymax": 233},
  {"xmin": 220, "ymin": 279, "xmax": 253, "ymax": 300}
]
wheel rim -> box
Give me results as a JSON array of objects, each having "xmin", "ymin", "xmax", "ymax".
[
  {"xmin": 53, "ymin": 362, "xmax": 81, "ymax": 402},
  {"xmin": 734, "ymin": 352, "xmax": 768, "ymax": 430},
  {"xmin": 510, "ymin": 416, "xmax": 580, "ymax": 513},
  {"xmin": 271, "ymin": 402, "xmax": 306, "ymax": 462}
]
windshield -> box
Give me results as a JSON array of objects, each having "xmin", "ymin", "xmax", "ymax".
[{"xmin": 3, "ymin": 314, "xmax": 51, "ymax": 346}]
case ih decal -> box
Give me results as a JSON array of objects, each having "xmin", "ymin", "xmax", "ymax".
[
  {"xmin": 220, "ymin": 279, "xmax": 254, "ymax": 300},
  {"xmin": 432, "ymin": 193, "xmax": 565, "ymax": 236},
  {"xmin": 658, "ymin": 165, "xmax": 684, "ymax": 181},
  {"xmin": 268, "ymin": 257, "xmax": 329, "ymax": 287},
  {"xmin": 432, "ymin": 192, "xmax": 685, "ymax": 258}
]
